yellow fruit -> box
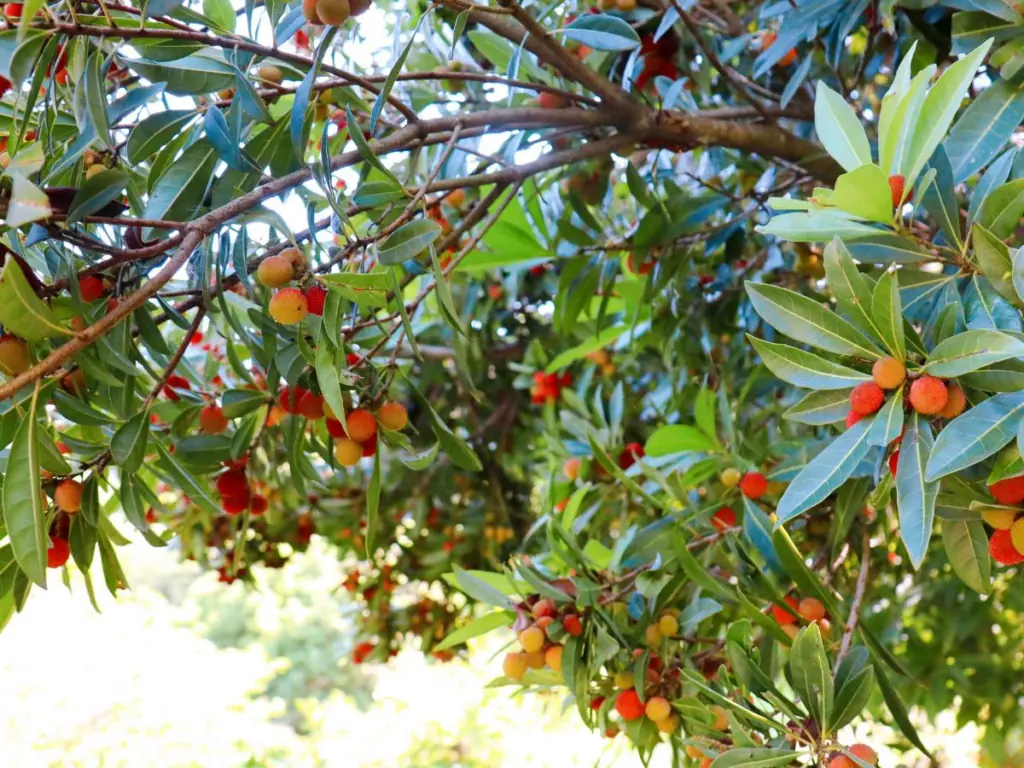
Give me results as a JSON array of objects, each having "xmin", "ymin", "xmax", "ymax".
[
  {"xmin": 281, "ymin": 246, "xmax": 308, "ymax": 273},
  {"xmin": 377, "ymin": 401, "xmax": 408, "ymax": 431},
  {"xmin": 645, "ymin": 696, "xmax": 671, "ymax": 721},
  {"xmin": 656, "ymin": 714, "xmax": 679, "ymax": 733},
  {"xmin": 524, "ymin": 650, "xmax": 545, "ymax": 669},
  {"xmin": 518, "ymin": 625, "xmax": 545, "ymax": 653},
  {"xmin": 1012, "ymin": 519, "xmax": 1024, "ymax": 557},
  {"xmin": 645, "ymin": 624, "xmax": 663, "ymax": 646},
  {"xmin": 257, "ymin": 65, "xmax": 283, "ymax": 85},
  {"xmin": 872, "ymin": 356, "xmax": 906, "ymax": 389},
  {"xmin": 316, "ymin": 0, "xmax": 350, "ymax": 25},
  {"xmin": 614, "ymin": 670, "xmax": 634, "ymax": 689},
  {"xmin": 720, "ymin": 467, "xmax": 741, "ymax": 488},
  {"xmin": 0, "ymin": 335, "xmax": 31, "ymax": 375},
  {"xmin": 616, "ymin": 0, "xmax": 636, "ymax": 9},
  {"xmin": 334, "ymin": 438, "xmax": 362, "ymax": 467},
  {"xmin": 711, "ymin": 705, "xmax": 729, "ymax": 731},
  {"xmin": 503, "ymin": 652, "xmax": 528, "ymax": 681},
  {"xmin": 983, "ymin": 508, "xmax": 1017, "ymax": 530},
  {"xmin": 85, "ymin": 164, "xmax": 106, "ymax": 180},
  {"xmin": 268, "ymin": 288, "xmax": 308, "ymax": 324},
  {"xmin": 256, "ymin": 254, "xmax": 296, "ymax": 287},
  {"xmin": 217, "ymin": 87, "xmax": 234, "ymax": 101},
  {"xmin": 544, "ymin": 644, "xmax": 563, "ymax": 671},
  {"xmin": 658, "ymin": 614, "xmax": 679, "ymax": 637},
  {"xmin": 54, "ymin": 479, "xmax": 83, "ymax": 513}
]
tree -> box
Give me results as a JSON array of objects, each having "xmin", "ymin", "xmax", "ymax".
[{"xmin": 3, "ymin": 0, "xmax": 1024, "ymax": 763}]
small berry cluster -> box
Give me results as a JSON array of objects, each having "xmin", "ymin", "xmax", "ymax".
[
  {"xmin": 214, "ymin": 460, "xmax": 269, "ymax": 517},
  {"xmin": 984, "ymin": 476, "xmax": 1024, "ymax": 566},
  {"xmin": 503, "ymin": 597, "xmax": 583, "ymax": 681},
  {"xmin": 847, "ymin": 357, "xmax": 965, "ymax": 428},
  {"xmin": 772, "ymin": 594, "xmax": 831, "ymax": 641},
  {"xmin": 258, "ymin": 247, "xmax": 328, "ymax": 325}
]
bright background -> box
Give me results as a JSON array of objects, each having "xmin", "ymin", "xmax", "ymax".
[{"xmin": 0, "ymin": 532, "xmax": 983, "ymax": 768}]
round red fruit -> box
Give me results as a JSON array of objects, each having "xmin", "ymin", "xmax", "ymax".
[
  {"xmin": 849, "ymin": 382, "xmax": 884, "ymax": 416},
  {"xmin": 740, "ymin": 471, "xmax": 767, "ymax": 499}
]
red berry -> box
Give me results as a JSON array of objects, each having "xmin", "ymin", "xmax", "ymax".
[
  {"xmin": 888, "ymin": 450, "xmax": 899, "ymax": 476},
  {"xmin": 304, "ymin": 284, "xmax": 327, "ymax": 316},
  {"xmin": 740, "ymin": 472, "xmax": 767, "ymax": 499},
  {"xmin": 162, "ymin": 374, "xmax": 191, "ymax": 401},
  {"xmin": 278, "ymin": 385, "xmax": 308, "ymax": 414},
  {"xmin": 772, "ymin": 595, "xmax": 798, "ymax": 625},
  {"xmin": 614, "ymin": 690, "xmax": 645, "ymax": 721},
  {"xmin": 990, "ymin": 529, "xmax": 1024, "ymax": 566},
  {"xmin": 849, "ymin": 382, "xmax": 884, "ymax": 416},
  {"xmin": 889, "ymin": 174, "xmax": 906, "ymax": 208},
  {"xmin": 989, "ymin": 475, "xmax": 1024, "ymax": 505},
  {"xmin": 215, "ymin": 469, "xmax": 248, "ymax": 498},
  {"xmin": 563, "ymin": 614, "xmax": 583, "ymax": 637},
  {"xmin": 47, "ymin": 538, "xmax": 70, "ymax": 568},
  {"xmin": 249, "ymin": 494, "xmax": 269, "ymax": 516},
  {"xmin": 711, "ymin": 506, "xmax": 736, "ymax": 531},
  {"xmin": 846, "ymin": 410, "xmax": 863, "ymax": 428},
  {"xmin": 619, "ymin": 442, "xmax": 645, "ymax": 470},
  {"xmin": 78, "ymin": 275, "xmax": 106, "ymax": 302},
  {"xmin": 222, "ymin": 492, "xmax": 250, "ymax": 516}
]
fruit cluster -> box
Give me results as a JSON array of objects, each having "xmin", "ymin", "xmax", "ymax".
[
  {"xmin": 984, "ymin": 475, "xmax": 1024, "ymax": 566},
  {"xmin": 847, "ymin": 357, "xmax": 966, "ymax": 427},
  {"xmin": 531, "ymin": 371, "xmax": 571, "ymax": 404},
  {"xmin": 503, "ymin": 596, "xmax": 584, "ymax": 681},
  {"xmin": 301, "ymin": 0, "xmax": 371, "ymax": 27},
  {"xmin": 772, "ymin": 594, "xmax": 831, "ymax": 641},
  {"xmin": 214, "ymin": 459, "xmax": 269, "ymax": 517},
  {"xmin": 259, "ymin": 247, "xmax": 328, "ymax": 325}
]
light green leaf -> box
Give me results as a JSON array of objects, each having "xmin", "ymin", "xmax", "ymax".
[
  {"xmin": 709, "ymin": 747, "xmax": 798, "ymax": 768},
  {"xmin": 976, "ymin": 178, "xmax": 1024, "ymax": 239},
  {"xmin": 749, "ymin": 336, "xmax": 870, "ymax": 390},
  {"xmin": 776, "ymin": 418, "xmax": 874, "ymax": 524},
  {"xmin": 546, "ymin": 325, "xmax": 628, "ymax": 372},
  {"xmin": 823, "ymin": 237, "xmax": 880, "ymax": 340},
  {"xmin": 110, "ymin": 411, "xmax": 151, "ymax": 473},
  {"xmin": 378, "ymin": 219, "xmax": 442, "ymax": 265},
  {"xmin": 0, "ymin": 257, "xmax": 72, "ymax": 341},
  {"xmin": 435, "ymin": 610, "xmax": 515, "ymax": 651},
  {"xmin": 975, "ymin": 224, "xmax": 1018, "ymax": 304},
  {"xmin": 814, "ymin": 81, "xmax": 871, "ymax": 172},
  {"xmin": 645, "ymin": 425, "xmax": 718, "ymax": 457},
  {"xmin": 3, "ymin": 390, "xmax": 45, "ymax": 586},
  {"xmin": 746, "ymin": 282, "xmax": 882, "ymax": 358},
  {"xmin": 789, "ymin": 623, "xmax": 833, "ymax": 729},
  {"xmin": 830, "ymin": 164, "xmax": 893, "ymax": 222},
  {"xmin": 755, "ymin": 211, "xmax": 883, "ymax": 242},
  {"xmin": 942, "ymin": 518, "xmax": 990, "ymax": 594},
  {"xmin": 926, "ymin": 391, "xmax": 1024, "ymax": 480},
  {"xmin": 6, "ymin": 172, "xmax": 51, "ymax": 228},
  {"xmin": 924, "ymin": 329, "xmax": 1024, "ymax": 377},
  {"xmin": 895, "ymin": 413, "xmax": 938, "ymax": 569}
]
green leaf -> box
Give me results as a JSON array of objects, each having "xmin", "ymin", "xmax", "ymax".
[
  {"xmin": 453, "ymin": 565, "xmax": 515, "ymax": 607},
  {"xmin": 776, "ymin": 418, "xmax": 874, "ymax": 523},
  {"xmin": 814, "ymin": 81, "xmax": 871, "ymax": 172},
  {"xmin": 976, "ymin": 178, "xmax": 1024, "ymax": 238},
  {"xmin": 345, "ymin": 106, "xmax": 400, "ymax": 186},
  {"xmin": 905, "ymin": 39, "xmax": 993, "ymax": 188},
  {"xmin": 822, "ymin": 237, "xmax": 879, "ymax": 338},
  {"xmin": 315, "ymin": 337, "xmax": 346, "ymax": 433},
  {"xmin": 370, "ymin": 12, "xmax": 426, "ymax": 132},
  {"xmin": 546, "ymin": 325, "xmax": 628, "ymax": 372},
  {"xmin": 378, "ymin": 219, "xmax": 442, "ymax": 265},
  {"xmin": 927, "ymin": 391, "xmax": 1024, "ymax": 480},
  {"xmin": 920, "ymin": 146, "xmax": 963, "ymax": 249},
  {"xmin": 746, "ymin": 282, "xmax": 881, "ymax": 358},
  {"xmin": 6, "ymin": 172, "xmax": 51, "ymax": 228},
  {"xmin": 67, "ymin": 169, "xmax": 130, "ymax": 222},
  {"xmin": 221, "ymin": 388, "xmax": 267, "ymax": 418},
  {"xmin": 942, "ymin": 518, "xmax": 991, "ymax": 593},
  {"xmin": 0, "ymin": 257, "xmax": 72, "ymax": 341},
  {"xmin": 870, "ymin": 269, "xmax": 905, "ymax": 359},
  {"xmin": 435, "ymin": 610, "xmax": 515, "ymax": 652},
  {"xmin": 830, "ymin": 648, "xmax": 875, "ymax": 732},
  {"xmin": 142, "ymin": 140, "xmax": 218, "ymax": 233},
  {"xmin": 924, "ymin": 329, "xmax": 1024, "ymax": 376},
  {"xmin": 709, "ymin": 747, "xmax": 798, "ymax": 767},
  {"xmin": 789, "ymin": 623, "xmax": 833, "ymax": 729},
  {"xmin": 783, "ymin": 390, "xmax": 850, "ymax": 425},
  {"xmin": 868, "ymin": 388, "xmax": 904, "ymax": 447},
  {"xmin": 110, "ymin": 411, "xmax": 150, "ymax": 473},
  {"xmin": 152, "ymin": 440, "xmax": 221, "ymax": 518},
  {"xmin": 974, "ymin": 224, "xmax": 1018, "ymax": 304},
  {"xmin": 561, "ymin": 14, "xmax": 641, "ymax": 51},
  {"xmin": 128, "ymin": 114, "xmax": 196, "ymax": 165},
  {"xmin": 749, "ymin": 336, "xmax": 870, "ymax": 390},
  {"xmin": 946, "ymin": 79, "xmax": 1024, "ymax": 183},
  {"xmin": 366, "ymin": 450, "xmax": 380, "ymax": 557},
  {"xmin": 755, "ymin": 211, "xmax": 883, "ymax": 242},
  {"xmin": 830, "ymin": 165, "xmax": 893, "ymax": 222},
  {"xmin": 896, "ymin": 414, "xmax": 937, "ymax": 569},
  {"xmin": 428, "ymin": 407, "xmax": 481, "ymax": 472},
  {"xmin": 645, "ymin": 424, "xmax": 718, "ymax": 457},
  {"xmin": 203, "ymin": 0, "xmax": 235, "ymax": 30},
  {"xmin": 2, "ymin": 387, "xmax": 45, "ymax": 586},
  {"xmin": 84, "ymin": 53, "xmax": 112, "ymax": 149}
]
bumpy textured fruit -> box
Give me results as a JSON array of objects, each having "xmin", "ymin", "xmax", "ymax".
[
  {"xmin": 982, "ymin": 507, "xmax": 1016, "ymax": 530},
  {"xmin": 503, "ymin": 652, "xmax": 528, "ymax": 681},
  {"xmin": 1011, "ymin": 519, "xmax": 1024, "ymax": 557},
  {"xmin": 249, "ymin": 494, "xmax": 269, "ymax": 516},
  {"xmin": 613, "ymin": 670, "xmax": 634, "ymax": 689},
  {"xmin": 199, "ymin": 405, "xmax": 229, "ymax": 434},
  {"xmin": 845, "ymin": 410, "xmax": 863, "ymax": 428},
  {"xmin": 518, "ymin": 626, "xmax": 545, "ymax": 653},
  {"xmin": 798, "ymin": 597, "xmax": 826, "ymax": 622},
  {"xmin": 304, "ymin": 284, "xmax": 327, "ymax": 316},
  {"xmin": 990, "ymin": 529, "xmax": 1024, "ymax": 565},
  {"xmin": 772, "ymin": 595, "xmax": 798, "ymax": 625},
  {"xmin": 989, "ymin": 475, "xmax": 1024, "ymax": 505},
  {"xmin": 563, "ymin": 614, "xmax": 583, "ymax": 636},
  {"xmin": 538, "ymin": 91, "xmax": 566, "ymax": 109},
  {"xmin": 658, "ymin": 613, "xmax": 679, "ymax": 637},
  {"xmin": 256, "ymin": 254, "xmax": 295, "ymax": 287},
  {"xmin": 257, "ymin": 64, "xmax": 283, "ymax": 85},
  {"xmin": 939, "ymin": 384, "xmax": 967, "ymax": 419},
  {"xmin": 346, "ymin": 408, "xmax": 378, "ymax": 441},
  {"xmin": 645, "ymin": 696, "xmax": 671, "ymax": 722},
  {"xmin": 849, "ymin": 382, "xmax": 884, "ymax": 415},
  {"xmin": 47, "ymin": 538, "xmax": 70, "ymax": 568},
  {"xmin": 269, "ymin": 288, "xmax": 308, "ymax": 324},
  {"xmin": 531, "ymin": 599, "xmax": 557, "ymax": 619},
  {"xmin": 711, "ymin": 506, "xmax": 736, "ymax": 532},
  {"xmin": 909, "ymin": 376, "xmax": 948, "ymax": 415},
  {"xmin": 615, "ymin": 690, "xmax": 645, "ymax": 721},
  {"xmin": 298, "ymin": 391, "xmax": 325, "ymax": 420},
  {"xmin": 830, "ymin": 744, "xmax": 878, "ymax": 768},
  {"xmin": 0, "ymin": 334, "xmax": 30, "ymax": 375},
  {"xmin": 739, "ymin": 471, "xmax": 767, "ymax": 499},
  {"xmin": 301, "ymin": 0, "xmax": 320, "ymax": 22},
  {"xmin": 645, "ymin": 624, "xmax": 662, "ymax": 645},
  {"xmin": 216, "ymin": 470, "xmax": 248, "ymax": 497},
  {"xmin": 316, "ymin": 0, "xmax": 350, "ymax": 25},
  {"xmin": 334, "ymin": 438, "xmax": 362, "ymax": 467},
  {"xmin": 377, "ymin": 401, "xmax": 408, "ymax": 431},
  {"xmin": 656, "ymin": 714, "xmax": 679, "ymax": 733},
  {"xmin": 871, "ymin": 356, "xmax": 906, "ymax": 389},
  {"xmin": 889, "ymin": 174, "xmax": 906, "ymax": 208},
  {"xmin": 78, "ymin": 275, "xmax": 106, "ymax": 302}
]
